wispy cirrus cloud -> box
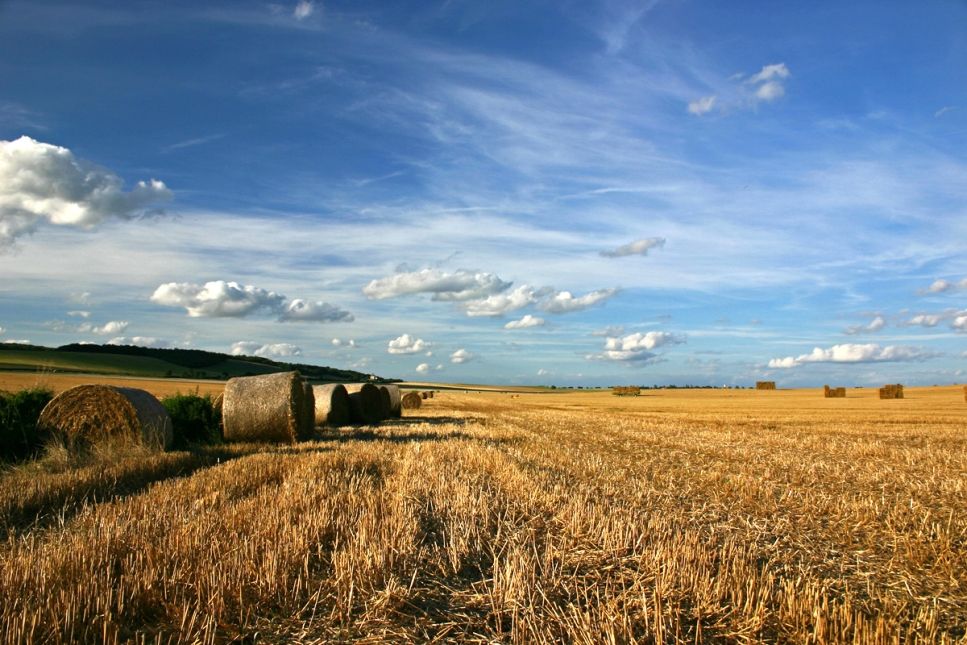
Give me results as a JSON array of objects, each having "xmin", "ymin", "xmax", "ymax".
[{"xmin": 600, "ymin": 237, "xmax": 665, "ymax": 258}]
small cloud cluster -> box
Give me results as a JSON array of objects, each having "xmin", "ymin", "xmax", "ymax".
[
  {"xmin": 387, "ymin": 333, "xmax": 429, "ymax": 354},
  {"xmin": 768, "ymin": 343, "xmax": 935, "ymax": 368},
  {"xmin": 921, "ymin": 277, "xmax": 967, "ymax": 294},
  {"xmin": 0, "ymin": 136, "xmax": 171, "ymax": 247},
  {"xmin": 364, "ymin": 268, "xmax": 617, "ymax": 319},
  {"xmin": 331, "ymin": 338, "xmax": 357, "ymax": 348},
  {"xmin": 152, "ymin": 280, "xmax": 352, "ymax": 322},
  {"xmin": 600, "ymin": 237, "xmax": 665, "ymax": 258},
  {"xmin": 363, "ymin": 268, "xmax": 510, "ymax": 301},
  {"xmin": 293, "ymin": 0, "xmax": 314, "ymax": 20},
  {"xmin": 902, "ymin": 309, "xmax": 967, "ymax": 332},
  {"xmin": 450, "ymin": 348, "xmax": 474, "ymax": 364},
  {"xmin": 592, "ymin": 331, "xmax": 684, "ymax": 363},
  {"xmin": 415, "ymin": 362, "xmax": 444, "ymax": 373},
  {"xmin": 688, "ymin": 63, "xmax": 790, "ymax": 117},
  {"xmin": 844, "ymin": 315, "xmax": 885, "ymax": 335},
  {"xmin": 504, "ymin": 314, "xmax": 545, "ymax": 329},
  {"xmin": 230, "ymin": 341, "xmax": 303, "ymax": 359},
  {"xmin": 46, "ymin": 319, "xmax": 130, "ymax": 335}
]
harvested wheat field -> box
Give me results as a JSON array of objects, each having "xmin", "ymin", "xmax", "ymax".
[{"xmin": 1, "ymin": 383, "xmax": 966, "ymax": 643}]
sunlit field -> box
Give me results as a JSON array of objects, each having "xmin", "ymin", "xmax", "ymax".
[{"xmin": 2, "ymin": 383, "xmax": 965, "ymax": 643}]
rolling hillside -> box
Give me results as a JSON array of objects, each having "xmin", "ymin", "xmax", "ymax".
[{"xmin": 0, "ymin": 343, "xmax": 379, "ymax": 382}]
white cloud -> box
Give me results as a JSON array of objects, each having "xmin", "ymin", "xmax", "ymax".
[
  {"xmin": 387, "ymin": 333, "xmax": 429, "ymax": 354},
  {"xmin": 935, "ymin": 106, "xmax": 956, "ymax": 118},
  {"xmin": 2, "ymin": 339, "xmax": 31, "ymax": 345},
  {"xmin": 755, "ymin": 81, "xmax": 785, "ymax": 102},
  {"xmin": 594, "ymin": 331, "xmax": 683, "ymax": 362},
  {"xmin": 293, "ymin": 0, "xmax": 314, "ymax": 20},
  {"xmin": 768, "ymin": 343, "xmax": 935, "ymax": 368},
  {"xmin": 69, "ymin": 291, "xmax": 92, "ymax": 305},
  {"xmin": 107, "ymin": 336, "xmax": 171, "ymax": 348},
  {"xmin": 363, "ymin": 268, "xmax": 511, "ymax": 301},
  {"xmin": 93, "ymin": 320, "xmax": 129, "ymax": 335},
  {"xmin": 67, "ymin": 310, "xmax": 90, "ymax": 318},
  {"xmin": 906, "ymin": 313, "xmax": 943, "ymax": 327},
  {"xmin": 230, "ymin": 341, "xmax": 302, "ymax": 358},
  {"xmin": 504, "ymin": 314, "xmax": 545, "ymax": 329},
  {"xmin": 540, "ymin": 288, "xmax": 618, "ymax": 314},
  {"xmin": 332, "ymin": 338, "xmax": 358, "ymax": 348},
  {"xmin": 687, "ymin": 95, "xmax": 716, "ymax": 116},
  {"xmin": 463, "ymin": 285, "xmax": 538, "ymax": 317},
  {"xmin": 600, "ymin": 237, "xmax": 665, "ymax": 258},
  {"xmin": 450, "ymin": 348, "xmax": 474, "ymax": 364},
  {"xmin": 152, "ymin": 280, "xmax": 285, "ymax": 318},
  {"xmin": 953, "ymin": 315, "xmax": 967, "ymax": 332},
  {"xmin": 415, "ymin": 362, "xmax": 429, "ymax": 373},
  {"xmin": 0, "ymin": 326, "xmax": 4, "ymax": 334},
  {"xmin": 747, "ymin": 63, "xmax": 790, "ymax": 84},
  {"xmin": 537, "ymin": 368, "xmax": 549, "ymax": 376},
  {"xmin": 0, "ymin": 136, "xmax": 171, "ymax": 247},
  {"xmin": 922, "ymin": 277, "xmax": 967, "ymax": 294},
  {"xmin": 844, "ymin": 315, "xmax": 885, "ymax": 335},
  {"xmin": 278, "ymin": 299, "xmax": 354, "ymax": 322}
]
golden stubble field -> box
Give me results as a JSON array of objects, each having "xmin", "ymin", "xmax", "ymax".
[{"xmin": 1, "ymin": 376, "xmax": 965, "ymax": 643}]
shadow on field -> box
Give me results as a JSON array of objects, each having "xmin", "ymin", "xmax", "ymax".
[{"xmin": 310, "ymin": 428, "xmax": 489, "ymax": 445}]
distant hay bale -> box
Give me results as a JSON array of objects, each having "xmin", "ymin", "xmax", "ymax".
[
  {"xmin": 428, "ymin": 390, "xmax": 434, "ymax": 399},
  {"xmin": 378, "ymin": 384, "xmax": 402, "ymax": 418},
  {"xmin": 824, "ymin": 385, "xmax": 846, "ymax": 398},
  {"xmin": 302, "ymin": 381, "xmax": 315, "ymax": 436},
  {"xmin": 964, "ymin": 385, "xmax": 967, "ymax": 402},
  {"xmin": 38, "ymin": 384, "xmax": 173, "ymax": 450},
  {"xmin": 755, "ymin": 381, "xmax": 776, "ymax": 390},
  {"xmin": 401, "ymin": 391, "xmax": 422, "ymax": 410},
  {"xmin": 612, "ymin": 386, "xmax": 641, "ymax": 396},
  {"xmin": 421, "ymin": 391, "xmax": 429, "ymax": 400},
  {"xmin": 879, "ymin": 383, "xmax": 904, "ymax": 400},
  {"xmin": 344, "ymin": 383, "xmax": 383, "ymax": 425},
  {"xmin": 222, "ymin": 372, "xmax": 309, "ymax": 443},
  {"xmin": 312, "ymin": 384, "xmax": 351, "ymax": 427}
]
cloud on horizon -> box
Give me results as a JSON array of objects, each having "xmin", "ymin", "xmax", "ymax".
[
  {"xmin": 230, "ymin": 341, "xmax": 303, "ymax": 358},
  {"xmin": 768, "ymin": 343, "xmax": 935, "ymax": 368}
]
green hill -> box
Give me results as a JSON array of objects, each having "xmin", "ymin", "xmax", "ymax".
[{"xmin": 0, "ymin": 343, "xmax": 380, "ymax": 383}]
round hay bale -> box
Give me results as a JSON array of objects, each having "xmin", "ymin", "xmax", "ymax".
[
  {"xmin": 376, "ymin": 386, "xmax": 391, "ymax": 419},
  {"xmin": 344, "ymin": 383, "xmax": 383, "ymax": 425},
  {"xmin": 312, "ymin": 383, "xmax": 351, "ymax": 427},
  {"xmin": 421, "ymin": 391, "xmax": 429, "ymax": 400},
  {"xmin": 222, "ymin": 371, "xmax": 307, "ymax": 443},
  {"xmin": 401, "ymin": 391, "xmax": 422, "ymax": 411},
  {"xmin": 38, "ymin": 384, "xmax": 173, "ymax": 450},
  {"xmin": 428, "ymin": 390, "xmax": 434, "ymax": 399},
  {"xmin": 301, "ymin": 381, "xmax": 316, "ymax": 438},
  {"xmin": 379, "ymin": 384, "xmax": 402, "ymax": 418}
]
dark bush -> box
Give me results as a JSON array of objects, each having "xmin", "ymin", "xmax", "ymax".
[
  {"xmin": 161, "ymin": 393, "xmax": 222, "ymax": 449},
  {"xmin": 0, "ymin": 387, "xmax": 54, "ymax": 462}
]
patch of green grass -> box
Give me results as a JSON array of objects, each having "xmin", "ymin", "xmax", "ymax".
[
  {"xmin": 161, "ymin": 393, "xmax": 222, "ymax": 448},
  {"xmin": 0, "ymin": 387, "xmax": 54, "ymax": 463}
]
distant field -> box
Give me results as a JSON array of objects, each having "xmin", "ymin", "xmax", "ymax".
[{"xmin": 1, "ymin": 382, "xmax": 965, "ymax": 642}]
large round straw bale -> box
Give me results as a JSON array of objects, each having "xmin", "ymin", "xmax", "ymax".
[
  {"xmin": 312, "ymin": 383, "xmax": 351, "ymax": 427},
  {"xmin": 344, "ymin": 383, "xmax": 383, "ymax": 425},
  {"xmin": 222, "ymin": 371, "xmax": 307, "ymax": 443},
  {"xmin": 401, "ymin": 391, "xmax": 422, "ymax": 410},
  {"xmin": 376, "ymin": 386, "xmax": 391, "ymax": 419},
  {"xmin": 379, "ymin": 384, "xmax": 402, "ymax": 418},
  {"xmin": 302, "ymin": 381, "xmax": 316, "ymax": 437},
  {"xmin": 38, "ymin": 384, "xmax": 173, "ymax": 450}
]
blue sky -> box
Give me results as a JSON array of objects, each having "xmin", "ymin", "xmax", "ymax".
[{"xmin": 1, "ymin": 0, "xmax": 966, "ymax": 387}]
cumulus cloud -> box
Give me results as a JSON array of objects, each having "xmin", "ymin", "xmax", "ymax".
[
  {"xmin": 954, "ymin": 314, "xmax": 967, "ymax": 332},
  {"xmin": 293, "ymin": 0, "xmax": 314, "ymax": 20},
  {"xmin": 332, "ymin": 338, "xmax": 357, "ymax": 348},
  {"xmin": 415, "ymin": 363, "xmax": 429, "ymax": 373},
  {"xmin": 450, "ymin": 348, "xmax": 474, "ymax": 364},
  {"xmin": 363, "ymin": 268, "xmax": 511, "ymax": 301},
  {"xmin": 537, "ymin": 368, "xmax": 550, "ymax": 376},
  {"xmin": 387, "ymin": 333, "xmax": 429, "ymax": 354},
  {"xmin": 747, "ymin": 64, "xmax": 790, "ymax": 103},
  {"xmin": 152, "ymin": 280, "xmax": 351, "ymax": 323},
  {"xmin": 600, "ymin": 237, "xmax": 665, "ymax": 258},
  {"xmin": 921, "ymin": 277, "xmax": 967, "ymax": 294},
  {"xmin": 93, "ymin": 320, "xmax": 129, "ymax": 335},
  {"xmin": 152, "ymin": 281, "xmax": 285, "ymax": 318},
  {"xmin": 768, "ymin": 343, "xmax": 935, "ymax": 368},
  {"xmin": 45, "ymin": 319, "xmax": 129, "ymax": 335},
  {"xmin": 844, "ymin": 315, "xmax": 885, "ymax": 335},
  {"xmin": 464, "ymin": 285, "xmax": 538, "ymax": 317},
  {"xmin": 278, "ymin": 299, "xmax": 354, "ymax": 323},
  {"xmin": 0, "ymin": 136, "xmax": 171, "ymax": 247},
  {"xmin": 687, "ymin": 96, "xmax": 716, "ymax": 116},
  {"xmin": 107, "ymin": 336, "xmax": 171, "ymax": 348},
  {"xmin": 504, "ymin": 314, "xmax": 545, "ymax": 329},
  {"xmin": 593, "ymin": 331, "xmax": 683, "ymax": 362},
  {"xmin": 67, "ymin": 310, "xmax": 91, "ymax": 318},
  {"xmin": 906, "ymin": 313, "xmax": 944, "ymax": 327},
  {"xmin": 540, "ymin": 288, "xmax": 618, "ymax": 314},
  {"xmin": 2, "ymin": 339, "xmax": 31, "ymax": 345},
  {"xmin": 230, "ymin": 341, "xmax": 302, "ymax": 358}
]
